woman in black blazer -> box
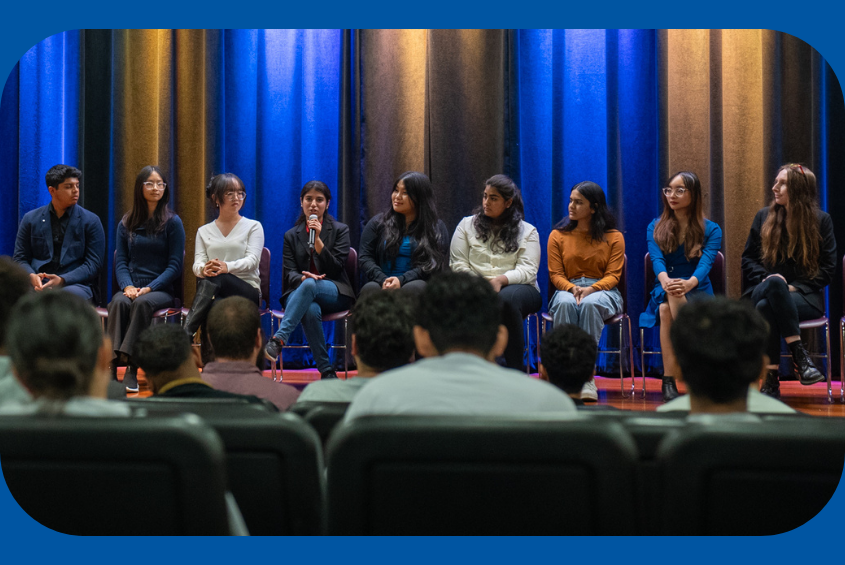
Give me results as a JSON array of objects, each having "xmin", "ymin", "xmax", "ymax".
[
  {"xmin": 358, "ymin": 171, "xmax": 449, "ymax": 297},
  {"xmin": 264, "ymin": 181, "xmax": 354, "ymax": 380},
  {"xmin": 741, "ymin": 164, "xmax": 836, "ymax": 398}
]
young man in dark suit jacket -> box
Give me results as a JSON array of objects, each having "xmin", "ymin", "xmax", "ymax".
[{"xmin": 13, "ymin": 164, "xmax": 105, "ymax": 303}]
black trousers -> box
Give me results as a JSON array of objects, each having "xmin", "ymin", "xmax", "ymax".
[
  {"xmin": 197, "ymin": 274, "xmax": 260, "ymax": 363},
  {"xmin": 751, "ymin": 276, "xmax": 823, "ymax": 363},
  {"xmin": 107, "ymin": 290, "xmax": 174, "ymax": 359},
  {"xmin": 499, "ymin": 284, "xmax": 543, "ymax": 370},
  {"xmin": 358, "ymin": 279, "xmax": 427, "ymax": 299}
]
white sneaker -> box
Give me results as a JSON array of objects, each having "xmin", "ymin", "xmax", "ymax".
[{"xmin": 580, "ymin": 377, "xmax": 598, "ymax": 402}]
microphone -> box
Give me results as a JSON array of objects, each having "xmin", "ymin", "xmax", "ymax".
[{"xmin": 308, "ymin": 214, "xmax": 318, "ymax": 249}]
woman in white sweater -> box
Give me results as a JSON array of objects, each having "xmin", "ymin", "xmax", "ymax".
[
  {"xmin": 450, "ymin": 174, "xmax": 541, "ymax": 370},
  {"xmin": 184, "ymin": 173, "xmax": 264, "ymax": 341}
]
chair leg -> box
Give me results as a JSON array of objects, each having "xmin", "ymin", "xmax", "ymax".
[
  {"xmin": 627, "ymin": 317, "xmax": 635, "ymax": 396},
  {"xmin": 825, "ymin": 322, "xmax": 832, "ymax": 403},
  {"xmin": 639, "ymin": 328, "xmax": 647, "ymax": 398},
  {"xmin": 343, "ymin": 317, "xmax": 349, "ymax": 378}
]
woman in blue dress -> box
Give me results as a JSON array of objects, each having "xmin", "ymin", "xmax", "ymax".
[{"xmin": 639, "ymin": 171, "xmax": 722, "ymax": 402}]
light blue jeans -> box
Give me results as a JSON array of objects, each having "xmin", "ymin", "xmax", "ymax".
[
  {"xmin": 548, "ymin": 277, "xmax": 623, "ymax": 345},
  {"xmin": 272, "ymin": 278, "xmax": 353, "ymax": 373}
]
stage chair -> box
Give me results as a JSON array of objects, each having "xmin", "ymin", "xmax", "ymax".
[
  {"xmin": 640, "ymin": 251, "xmax": 725, "ymax": 397},
  {"xmin": 326, "ymin": 415, "xmax": 638, "ymax": 535},
  {"xmin": 657, "ymin": 418, "xmax": 845, "ymax": 535},
  {"xmin": 0, "ymin": 414, "xmax": 230, "ymax": 535},
  {"xmin": 269, "ymin": 248, "xmax": 358, "ymax": 381},
  {"xmin": 541, "ymin": 254, "xmax": 635, "ymax": 398}
]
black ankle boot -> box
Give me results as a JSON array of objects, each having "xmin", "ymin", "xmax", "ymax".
[
  {"xmin": 760, "ymin": 369, "xmax": 781, "ymax": 399},
  {"xmin": 788, "ymin": 340, "xmax": 824, "ymax": 385},
  {"xmin": 184, "ymin": 280, "xmax": 218, "ymax": 336},
  {"xmin": 662, "ymin": 377, "xmax": 679, "ymax": 402},
  {"xmin": 123, "ymin": 364, "xmax": 139, "ymax": 393}
]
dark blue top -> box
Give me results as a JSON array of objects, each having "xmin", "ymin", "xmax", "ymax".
[
  {"xmin": 639, "ymin": 218, "xmax": 722, "ymax": 328},
  {"xmin": 382, "ymin": 236, "xmax": 413, "ymax": 277},
  {"xmin": 115, "ymin": 215, "xmax": 185, "ymax": 294}
]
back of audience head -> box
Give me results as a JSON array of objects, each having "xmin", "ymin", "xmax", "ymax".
[
  {"xmin": 670, "ymin": 297, "xmax": 769, "ymax": 410},
  {"xmin": 415, "ymin": 272, "xmax": 506, "ymax": 360},
  {"xmin": 0, "ymin": 257, "xmax": 31, "ymax": 353},
  {"xmin": 350, "ymin": 291, "xmax": 415, "ymax": 373},
  {"xmin": 6, "ymin": 291, "xmax": 109, "ymax": 400},
  {"xmin": 134, "ymin": 324, "xmax": 196, "ymax": 392},
  {"xmin": 207, "ymin": 296, "xmax": 261, "ymax": 362},
  {"xmin": 539, "ymin": 324, "xmax": 596, "ymax": 396}
]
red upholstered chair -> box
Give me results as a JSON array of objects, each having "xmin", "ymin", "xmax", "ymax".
[
  {"xmin": 541, "ymin": 254, "xmax": 636, "ymax": 398},
  {"xmin": 269, "ymin": 248, "xmax": 358, "ymax": 381},
  {"xmin": 640, "ymin": 251, "xmax": 725, "ymax": 397}
]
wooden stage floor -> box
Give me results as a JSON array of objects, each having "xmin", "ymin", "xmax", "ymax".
[{"xmin": 123, "ymin": 368, "xmax": 845, "ymax": 417}]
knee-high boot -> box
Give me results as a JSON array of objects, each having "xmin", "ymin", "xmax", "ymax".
[{"xmin": 184, "ymin": 279, "xmax": 218, "ymax": 337}]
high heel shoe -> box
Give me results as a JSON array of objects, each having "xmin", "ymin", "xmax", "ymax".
[{"xmin": 662, "ymin": 377, "xmax": 680, "ymax": 402}]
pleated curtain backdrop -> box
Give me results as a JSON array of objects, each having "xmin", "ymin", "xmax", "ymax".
[{"xmin": 2, "ymin": 29, "xmax": 843, "ymax": 373}]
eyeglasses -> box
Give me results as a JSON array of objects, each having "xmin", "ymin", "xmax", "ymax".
[
  {"xmin": 789, "ymin": 164, "xmax": 806, "ymax": 177},
  {"xmin": 143, "ymin": 181, "xmax": 166, "ymax": 189},
  {"xmin": 224, "ymin": 191, "xmax": 247, "ymax": 201},
  {"xmin": 662, "ymin": 187, "xmax": 688, "ymax": 197}
]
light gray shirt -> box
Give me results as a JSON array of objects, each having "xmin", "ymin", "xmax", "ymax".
[
  {"xmin": 297, "ymin": 376, "xmax": 372, "ymax": 403},
  {"xmin": 0, "ymin": 396, "xmax": 132, "ymax": 417},
  {"xmin": 657, "ymin": 387, "xmax": 797, "ymax": 414},
  {"xmin": 346, "ymin": 352, "xmax": 577, "ymax": 421},
  {"xmin": 0, "ymin": 356, "xmax": 33, "ymax": 407}
]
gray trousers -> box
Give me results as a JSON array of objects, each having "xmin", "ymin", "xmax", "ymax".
[{"xmin": 548, "ymin": 277, "xmax": 623, "ymax": 345}]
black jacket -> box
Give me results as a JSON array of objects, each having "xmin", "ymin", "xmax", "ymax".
[
  {"xmin": 282, "ymin": 215, "xmax": 354, "ymax": 302},
  {"xmin": 358, "ymin": 213, "xmax": 450, "ymax": 286},
  {"xmin": 741, "ymin": 207, "xmax": 836, "ymax": 312}
]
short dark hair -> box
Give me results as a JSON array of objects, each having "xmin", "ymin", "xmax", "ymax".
[
  {"xmin": 416, "ymin": 272, "xmax": 501, "ymax": 355},
  {"xmin": 350, "ymin": 291, "xmax": 415, "ymax": 372},
  {"xmin": 671, "ymin": 297, "xmax": 769, "ymax": 404},
  {"xmin": 6, "ymin": 292, "xmax": 102, "ymax": 399},
  {"xmin": 0, "ymin": 257, "xmax": 31, "ymax": 348},
  {"xmin": 540, "ymin": 324, "xmax": 596, "ymax": 394},
  {"xmin": 45, "ymin": 164, "xmax": 82, "ymax": 189},
  {"xmin": 134, "ymin": 324, "xmax": 193, "ymax": 377},
  {"xmin": 207, "ymin": 296, "xmax": 260, "ymax": 360},
  {"xmin": 206, "ymin": 173, "xmax": 246, "ymax": 208}
]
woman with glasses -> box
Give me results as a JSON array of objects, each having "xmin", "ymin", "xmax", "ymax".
[
  {"xmin": 358, "ymin": 171, "xmax": 449, "ymax": 298},
  {"xmin": 742, "ymin": 164, "xmax": 836, "ymax": 399},
  {"xmin": 107, "ymin": 166, "xmax": 185, "ymax": 392},
  {"xmin": 264, "ymin": 181, "xmax": 354, "ymax": 380},
  {"xmin": 184, "ymin": 173, "xmax": 264, "ymax": 361},
  {"xmin": 640, "ymin": 171, "xmax": 722, "ymax": 402},
  {"xmin": 450, "ymin": 174, "xmax": 541, "ymax": 371},
  {"xmin": 547, "ymin": 181, "xmax": 624, "ymax": 402}
]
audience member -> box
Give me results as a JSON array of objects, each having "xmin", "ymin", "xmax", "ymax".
[
  {"xmin": 345, "ymin": 272, "xmax": 576, "ymax": 419},
  {"xmin": 538, "ymin": 324, "xmax": 597, "ymax": 406},
  {"xmin": 658, "ymin": 296, "xmax": 795, "ymax": 414},
  {"xmin": 0, "ymin": 291, "xmax": 128, "ymax": 416},
  {"xmin": 296, "ymin": 291, "xmax": 416, "ymax": 403},
  {"xmin": 13, "ymin": 164, "xmax": 105, "ymax": 303},
  {"xmin": 134, "ymin": 324, "xmax": 272, "ymax": 408},
  {"xmin": 202, "ymin": 297, "xmax": 300, "ymax": 410},
  {"xmin": 0, "ymin": 258, "xmax": 39, "ymax": 406}
]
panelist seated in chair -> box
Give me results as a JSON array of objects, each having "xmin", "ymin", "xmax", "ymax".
[
  {"xmin": 134, "ymin": 324, "xmax": 273, "ymax": 408},
  {"xmin": 0, "ymin": 291, "xmax": 129, "ymax": 417},
  {"xmin": 345, "ymin": 272, "xmax": 576, "ymax": 420},
  {"xmin": 295, "ymin": 291, "xmax": 415, "ymax": 404},
  {"xmin": 658, "ymin": 297, "xmax": 795, "ymax": 416},
  {"xmin": 13, "ymin": 164, "xmax": 105, "ymax": 303},
  {"xmin": 202, "ymin": 297, "xmax": 300, "ymax": 411},
  {"xmin": 539, "ymin": 324, "xmax": 600, "ymax": 407}
]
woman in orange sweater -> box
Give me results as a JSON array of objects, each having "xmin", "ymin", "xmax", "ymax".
[{"xmin": 547, "ymin": 181, "xmax": 625, "ymax": 401}]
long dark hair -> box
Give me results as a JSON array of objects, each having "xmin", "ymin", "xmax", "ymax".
[
  {"xmin": 296, "ymin": 180, "xmax": 333, "ymax": 225},
  {"xmin": 122, "ymin": 166, "xmax": 173, "ymax": 236},
  {"xmin": 554, "ymin": 181, "xmax": 617, "ymax": 242},
  {"xmin": 761, "ymin": 164, "xmax": 821, "ymax": 277},
  {"xmin": 653, "ymin": 171, "xmax": 706, "ymax": 260},
  {"xmin": 472, "ymin": 174, "xmax": 525, "ymax": 254},
  {"xmin": 382, "ymin": 171, "xmax": 445, "ymax": 274}
]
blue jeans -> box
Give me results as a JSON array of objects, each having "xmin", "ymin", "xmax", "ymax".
[
  {"xmin": 548, "ymin": 277, "xmax": 623, "ymax": 345},
  {"xmin": 273, "ymin": 278, "xmax": 353, "ymax": 373}
]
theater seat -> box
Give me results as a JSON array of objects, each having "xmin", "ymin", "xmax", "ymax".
[
  {"xmin": 326, "ymin": 415, "xmax": 638, "ymax": 535},
  {"xmin": 123, "ymin": 396, "xmax": 278, "ymax": 415},
  {"xmin": 0, "ymin": 414, "xmax": 230, "ymax": 535},
  {"xmin": 658, "ymin": 418, "xmax": 845, "ymax": 535}
]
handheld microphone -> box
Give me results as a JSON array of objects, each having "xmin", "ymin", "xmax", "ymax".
[{"xmin": 308, "ymin": 214, "xmax": 318, "ymax": 249}]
